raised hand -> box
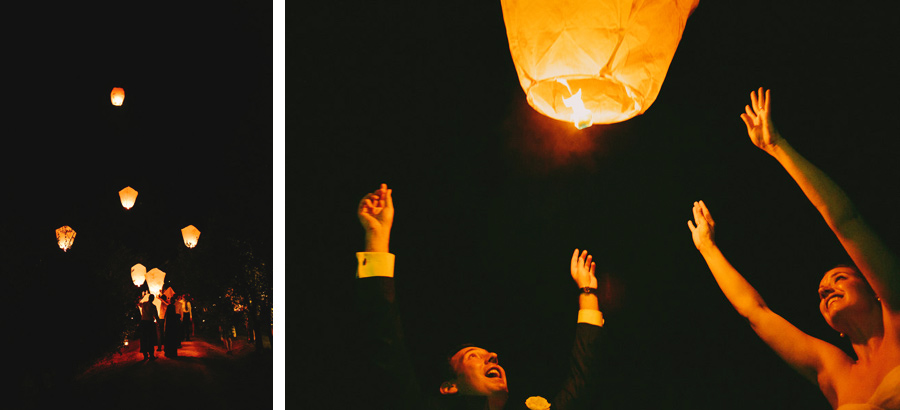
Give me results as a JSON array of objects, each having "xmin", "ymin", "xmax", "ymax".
[
  {"xmin": 571, "ymin": 249, "xmax": 598, "ymax": 289},
  {"xmin": 358, "ymin": 183, "xmax": 394, "ymax": 252},
  {"xmin": 740, "ymin": 87, "xmax": 781, "ymax": 154},
  {"xmin": 687, "ymin": 200, "xmax": 716, "ymax": 252}
]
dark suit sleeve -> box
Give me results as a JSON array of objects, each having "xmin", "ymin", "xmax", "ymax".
[
  {"xmin": 356, "ymin": 276, "xmax": 427, "ymax": 410},
  {"xmin": 551, "ymin": 322, "xmax": 604, "ymax": 410}
]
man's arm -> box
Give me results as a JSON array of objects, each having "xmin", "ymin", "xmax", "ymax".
[
  {"xmin": 355, "ymin": 184, "xmax": 426, "ymax": 410},
  {"xmin": 741, "ymin": 88, "xmax": 900, "ymax": 309},
  {"xmin": 552, "ymin": 249, "xmax": 605, "ymax": 410}
]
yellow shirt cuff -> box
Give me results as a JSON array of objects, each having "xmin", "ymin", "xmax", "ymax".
[
  {"xmin": 577, "ymin": 309, "xmax": 604, "ymax": 327},
  {"xmin": 356, "ymin": 252, "xmax": 395, "ymax": 278}
]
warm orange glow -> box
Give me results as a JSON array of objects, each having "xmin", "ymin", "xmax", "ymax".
[
  {"xmin": 111, "ymin": 87, "xmax": 125, "ymax": 106},
  {"xmin": 56, "ymin": 225, "xmax": 76, "ymax": 252},
  {"xmin": 131, "ymin": 263, "xmax": 146, "ymax": 287},
  {"xmin": 501, "ymin": 0, "xmax": 698, "ymax": 127},
  {"xmin": 181, "ymin": 225, "xmax": 201, "ymax": 248},
  {"xmin": 145, "ymin": 268, "xmax": 166, "ymax": 295},
  {"xmin": 118, "ymin": 186, "xmax": 138, "ymax": 209}
]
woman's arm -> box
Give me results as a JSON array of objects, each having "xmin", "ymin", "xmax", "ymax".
[
  {"xmin": 688, "ymin": 201, "xmax": 846, "ymax": 383},
  {"xmin": 741, "ymin": 88, "xmax": 900, "ymax": 309}
]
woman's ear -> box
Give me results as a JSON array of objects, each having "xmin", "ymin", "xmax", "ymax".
[{"xmin": 439, "ymin": 381, "xmax": 458, "ymax": 395}]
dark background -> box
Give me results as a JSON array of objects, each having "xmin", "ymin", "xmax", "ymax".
[
  {"xmin": 291, "ymin": 1, "xmax": 899, "ymax": 409},
  {"xmin": 2, "ymin": 1, "xmax": 273, "ymax": 404}
]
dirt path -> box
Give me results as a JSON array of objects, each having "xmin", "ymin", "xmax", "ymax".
[{"xmin": 23, "ymin": 336, "xmax": 273, "ymax": 409}]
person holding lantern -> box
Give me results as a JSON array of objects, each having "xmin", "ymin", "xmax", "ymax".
[
  {"xmin": 687, "ymin": 88, "xmax": 899, "ymax": 409},
  {"xmin": 355, "ymin": 184, "xmax": 606, "ymax": 410}
]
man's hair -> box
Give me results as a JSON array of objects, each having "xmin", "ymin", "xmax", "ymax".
[
  {"xmin": 443, "ymin": 342, "xmax": 476, "ymax": 381},
  {"xmin": 148, "ymin": 294, "xmax": 155, "ymax": 301}
]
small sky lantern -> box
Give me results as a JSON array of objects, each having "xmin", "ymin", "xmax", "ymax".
[
  {"xmin": 181, "ymin": 225, "xmax": 201, "ymax": 248},
  {"xmin": 131, "ymin": 263, "xmax": 147, "ymax": 287},
  {"xmin": 111, "ymin": 87, "xmax": 125, "ymax": 106},
  {"xmin": 501, "ymin": 0, "xmax": 698, "ymax": 128},
  {"xmin": 145, "ymin": 268, "xmax": 166, "ymax": 295},
  {"xmin": 56, "ymin": 225, "xmax": 76, "ymax": 252},
  {"xmin": 118, "ymin": 186, "xmax": 138, "ymax": 210}
]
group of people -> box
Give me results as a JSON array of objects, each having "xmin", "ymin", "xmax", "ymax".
[
  {"xmin": 354, "ymin": 88, "xmax": 899, "ymax": 410},
  {"xmin": 138, "ymin": 291, "xmax": 194, "ymax": 360}
]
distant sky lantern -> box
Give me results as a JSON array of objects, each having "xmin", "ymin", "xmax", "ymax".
[
  {"xmin": 145, "ymin": 268, "xmax": 166, "ymax": 295},
  {"xmin": 501, "ymin": 0, "xmax": 698, "ymax": 128},
  {"xmin": 118, "ymin": 186, "xmax": 138, "ymax": 210},
  {"xmin": 181, "ymin": 225, "xmax": 201, "ymax": 248},
  {"xmin": 55, "ymin": 225, "xmax": 76, "ymax": 252},
  {"xmin": 110, "ymin": 87, "xmax": 125, "ymax": 106},
  {"xmin": 131, "ymin": 263, "xmax": 147, "ymax": 287}
]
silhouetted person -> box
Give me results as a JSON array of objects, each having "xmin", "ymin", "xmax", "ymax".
[
  {"xmin": 164, "ymin": 293, "xmax": 182, "ymax": 357},
  {"xmin": 356, "ymin": 184, "xmax": 606, "ymax": 410},
  {"xmin": 687, "ymin": 88, "xmax": 900, "ymax": 408},
  {"xmin": 139, "ymin": 294, "xmax": 159, "ymax": 361}
]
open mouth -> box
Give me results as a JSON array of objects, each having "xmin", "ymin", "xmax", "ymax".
[
  {"xmin": 827, "ymin": 294, "xmax": 843, "ymax": 309},
  {"xmin": 485, "ymin": 367, "xmax": 502, "ymax": 378}
]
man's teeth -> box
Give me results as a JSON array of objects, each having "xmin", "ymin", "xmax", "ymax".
[{"xmin": 486, "ymin": 369, "xmax": 500, "ymax": 378}]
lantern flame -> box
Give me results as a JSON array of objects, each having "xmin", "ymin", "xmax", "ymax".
[
  {"xmin": 111, "ymin": 87, "xmax": 125, "ymax": 106},
  {"xmin": 557, "ymin": 79, "xmax": 593, "ymax": 129},
  {"xmin": 56, "ymin": 226, "xmax": 76, "ymax": 252},
  {"xmin": 119, "ymin": 186, "xmax": 138, "ymax": 209}
]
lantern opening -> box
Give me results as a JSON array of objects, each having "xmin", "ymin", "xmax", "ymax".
[{"xmin": 557, "ymin": 78, "xmax": 595, "ymax": 129}]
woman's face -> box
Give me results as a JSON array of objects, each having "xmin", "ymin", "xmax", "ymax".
[{"xmin": 818, "ymin": 266, "xmax": 878, "ymax": 330}]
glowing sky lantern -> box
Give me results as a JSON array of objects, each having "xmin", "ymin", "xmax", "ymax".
[
  {"xmin": 56, "ymin": 225, "xmax": 76, "ymax": 252},
  {"xmin": 181, "ymin": 225, "xmax": 201, "ymax": 248},
  {"xmin": 501, "ymin": 0, "xmax": 698, "ymax": 128},
  {"xmin": 118, "ymin": 186, "xmax": 138, "ymax": 210},
  {"xmin": 145, "ymin": 268, "xmax": 166, "ymax": 295},
  {"xmin": 131, "ymin": 263, "xmax": 147, "ymax": 287},
  {"xmin": 111, "ymin": 87, "xmax": 125, "ymax": 106}
]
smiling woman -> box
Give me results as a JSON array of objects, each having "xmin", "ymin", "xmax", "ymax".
[{"xmin": 687, "ymin": 88, "xmax": 900, "ymax": 409}]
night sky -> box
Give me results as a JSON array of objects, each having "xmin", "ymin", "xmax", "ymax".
[
  {"xmin": 291, "ymin": 2, "xmax": 900, "ymax": 409},
  {"xmin": 3, "ymin": 1, "xmax": 274, "ymax": 403}
]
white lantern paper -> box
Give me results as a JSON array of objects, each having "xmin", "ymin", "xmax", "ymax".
[
  {"xmin": 131, "ymin": 263, "xmax": 147, "ymax": 287},
  {"xmin": 119, "ymin": 186, "xmax": 138, "ymax": 210},
  {"xmin": 181, "ymin": 225, "xmax": 201, "ymax": 248},
  {"xmin": 56, "ymin": 225, "xmax": 76, "ymax": 252},
  {"xmin": 501, "ymin": 0, "xmax": 698, "ymax": 127},
  {"xmin": 145, "ymin": 268, "xmax": 166, "ymax": 295}
]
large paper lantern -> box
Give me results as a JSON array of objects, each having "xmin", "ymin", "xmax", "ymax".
[
  {"xmin": 119, "ymin": 186, "xmax": 138, "ymax": 210},
  {"xmin": 145, "ymin": 268, "xmax": 166, "ymax": 295},
  {"xmin": 56, "ymin": 225, "xmax": 76, "ymax": 252},
  {"xmin": 111, "ymin": 87, "xmax": 125, "ymax": 106},
  {"xmin": 501, "ymin": 0, "xmax": 698, "ymax": 128},
  {"xmin": 131, "ymin": 263, "xmax": 147, "ymax": 287},
  {"xmin": 181, "ymin": 225, "xmax": 201, "ymax": 248}
]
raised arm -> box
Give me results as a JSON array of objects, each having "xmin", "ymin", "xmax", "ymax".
[
  {"xmin": 688, "ymin": 200, "xmax": 847, "ymax": 384},
  {"xmin": 741, "ymin": 88, "xmax": 900, "ymax": 309},
  {"xmin": 552, "ymin": 250, "xmax": 605, "ymax": 410}
]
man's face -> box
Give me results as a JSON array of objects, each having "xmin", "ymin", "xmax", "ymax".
[{"xmin": 448, "ymin": 346, "xmax": 508, "ymax": 396}]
